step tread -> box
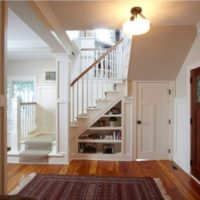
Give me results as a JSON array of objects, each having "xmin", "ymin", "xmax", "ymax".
[
  {"xmin": 71, "ymin": 123, "xmax": 78, "ymax": 127},
  {"xmin": 96, "ymin": 99, "xmax": 110, "ymax": 102},
  {"xmin": 77, "ymin": 115, "xmax": 89, "ymax": 119},
  {"xmin": 24, "ymin": 134, "xmax": 56, "ymax": 143},
  {"xmin": 105, "ymin": 91, "xmax": 120, "ymax": 93},
  {"xmin": 87, "ymin": 107, "xmax": 100, "ymax": 110}
]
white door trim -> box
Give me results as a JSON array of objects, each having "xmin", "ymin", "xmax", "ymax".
[{"xmin": 132, "ymin": 81, "xmax": 175, "ymax": 161}]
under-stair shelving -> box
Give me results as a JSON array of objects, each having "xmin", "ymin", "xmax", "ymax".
[{"xmin": 77, "ymin": 101, "xmax": 123, "ymax": 156}]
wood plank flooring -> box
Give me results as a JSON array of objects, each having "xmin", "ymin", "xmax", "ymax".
[{"xmin": 7, "ymin": 160, "xmax": 200, "ymax": 200}]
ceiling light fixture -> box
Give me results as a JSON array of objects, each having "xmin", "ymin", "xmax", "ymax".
[{"xmin": 123, "ymin": 7, "xmax": 150, "ymax": 36}]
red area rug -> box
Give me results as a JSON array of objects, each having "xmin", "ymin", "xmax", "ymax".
[{"xmin": 13, "ymin": 174, "xmax": 171, "ymax": 200}]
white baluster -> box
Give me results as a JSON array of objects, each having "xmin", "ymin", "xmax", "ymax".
[
  {"xmin": 105, "ymin": 54, "xmax": 109, "ymax": 91},
  {"xmin": 77, "ymin": 82, "xmax": 79, "ymax": 117},
  {"xmin": 71, "ymin": 86, "xmax": 74, "ymax": 122},
  {"xmin": 81, "ymin": 76, "xmax": 84, "ymax": 115},
  {"xmin": 86, "ymin": 73, "xmax": 88, "ymax": 112}
]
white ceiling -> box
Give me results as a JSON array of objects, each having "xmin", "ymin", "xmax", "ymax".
[
  {"xmin": 7, "ymin": 8, "xmax": 54, "ymax": 60},
  {"xmin": 48, "ymin": 1, "xmax": 200, "ymax": 30}
]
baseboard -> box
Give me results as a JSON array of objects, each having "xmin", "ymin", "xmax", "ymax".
[
  {"xmin": 7, "ymin": 154, "xmax": 20, "ymax": 163},
  {"xmin": 48, "ymin": 153, "xmax": 69, "ymax": 164},
  {"xmin": 7, "ymin": 152, "xmax": 68, "ymax": 164},
  {"xmin": 173, "ymin": 157, "xmax": 190, "ymax": 174}
]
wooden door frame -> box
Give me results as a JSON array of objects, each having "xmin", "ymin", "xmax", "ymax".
[
  {"xmin": 0, "ymin": 1, "xmax": 7, "ymax": 194},
  {"xmin": 132, "ymin": 81, "xmax": 175, "ymax": 161},
  {"xmin": 190, "ymin": 67, "xmax": 200, "ymax": 180},
  {"xmin": 187, "ymin": 66, "xmax": 200, "ymax": 176}
]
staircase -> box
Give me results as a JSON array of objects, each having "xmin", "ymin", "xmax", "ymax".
[
  {"xmin": 69, "ymin": 38, "xmax": 129, "ymax": 160},
  {"xmin": 19, "ymin": 133, "xmax": 56, "ymax": 163}
]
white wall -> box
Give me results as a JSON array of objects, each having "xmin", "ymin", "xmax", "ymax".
[
  {"xmin": 175, "ymin": 24, "xmax": 200, "ymax": 174},
  {"xmin": 7, "ymin": 59, "xmax": 56, "ymax": 133}
]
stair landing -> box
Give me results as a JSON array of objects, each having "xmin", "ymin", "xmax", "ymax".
[{"xmin": 19, "ymin": 133, "xmax": 56, "ymax": 164}]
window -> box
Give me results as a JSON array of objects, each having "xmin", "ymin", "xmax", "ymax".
[{"xmin": 7, "ymin": 77, "xmax": 36, "ymax": 121}]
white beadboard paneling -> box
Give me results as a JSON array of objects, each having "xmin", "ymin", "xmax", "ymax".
[
  {"xmin": 37, "ymin": 86, "xmax": 56, "ymax": 132},
  {"xmin": 58, "ymin": 103, "xmax": 67, "ymax": 153},
  {"xmin": 173, "ymin": 97, "xmax": 189, "ymax": 173},
  {"xmin": 124, "ymin": 97, "xmax": 133, "ymax": 156}
]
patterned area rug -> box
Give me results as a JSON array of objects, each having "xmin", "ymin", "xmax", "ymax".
[{"xmin": 11, "ymin": 174, "xmax": 171, "ymax": 200}]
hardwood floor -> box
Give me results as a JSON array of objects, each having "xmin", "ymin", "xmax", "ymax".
[{"xmin": 7, "ymin": 160, "xmax": 200, "ymax": 200}]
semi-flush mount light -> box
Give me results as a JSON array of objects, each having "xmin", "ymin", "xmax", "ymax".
[{"xmin": 123, "ymin": 7, "xmax": 150, "ymax": 36}]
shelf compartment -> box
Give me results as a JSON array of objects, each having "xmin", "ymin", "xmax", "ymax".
[
  {"xmin": 88, "ymin": 127, "xmax": 122, "ymax": 130},
  {"xmin": 78, "ymin": 143, "xmax": 121, "ymax": 154},
  {"xmin": 102, "ymin": 114, "xmax": 122, "ymax": 117},
  {"xmin": 78, "ymin": 139, "xmax": 122, "ymax": 143}
]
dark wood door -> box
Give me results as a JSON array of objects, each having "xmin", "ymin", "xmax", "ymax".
[{"xmin": 191, "ymin": 67, "xmax": 200, "ymax": 181}]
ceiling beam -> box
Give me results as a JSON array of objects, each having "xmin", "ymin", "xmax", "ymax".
[
  {"xmin": 9, "ymin": 1, "xmax": 66, "ymax": 54},
  {"xmin": 28, "ymin": 1, "xmax": 79, "ymax": 55}
]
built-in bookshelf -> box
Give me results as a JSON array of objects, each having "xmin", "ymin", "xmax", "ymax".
[{"xmin": 78, "ymin": 101, "xmax": 122, "ymax": 154}]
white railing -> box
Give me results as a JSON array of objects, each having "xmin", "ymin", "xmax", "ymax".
[
  {"xmin": 20, "ymin": 102, "xmax": 37, "ymax": 140},
  {"xmin": 10, "ymin": 98, "xmax": 37, "ymax": 152},
  {"xmin": 70, "ymin": 39, "xmax": 123, "ymax": 123}
]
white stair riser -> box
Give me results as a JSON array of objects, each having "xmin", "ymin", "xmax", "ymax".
[
  {"xmin": 116, "ymin": 83, "xmax": 126, "ymax": 92},
  {"xmin": 105, "ymin": 92, "xmax": 120, "ymax": 99},
  {"xmin": 25, "ymin": 143, "xmax": 52, "ymax": 151},
  {"xmin": 20, "ymin": 156, "xmax": 48, "ymax": 163}
]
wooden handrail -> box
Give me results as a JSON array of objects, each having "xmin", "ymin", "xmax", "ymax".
[
  {"xmin": 81, "ymin": 48, "xmax": 108, "ymax": 51},
  {"xmin": 20, "ymin": 102, "xmax": 37, "ymax": 105},
  {"xmin": 71, "ymin": 38, "xmax": 123, "ymax": 86}
]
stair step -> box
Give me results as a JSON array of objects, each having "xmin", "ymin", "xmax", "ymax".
[
  {"xmin": 23, "ymin": 134, "xmax": 56, "ymax": 143},
  {"xmin": 20, "ymin": 150, "xmax": 50, "ymax": 157},
  {"xmin": 25, "ymin": 142, "xmax": 52, "ymax": 151},
  {"xmin": 115, "ymin": 82, "xmax": 126, "ymax": 91},
  {"xmin": 19, "ymin": 150, "xmax": 49, "ymax": 163},
  {"xmin": 77, "ymin": 114, "xmax": 89, "ymax": 119},
  {"xmin": 96, "ymin": 99, "xmax": 110, "ymax": 102},
  {"xmin": 87, "ymin": 107, "xmax": 100, "ymax": 111},
  {"xmin": 71, "ymin": 123, "xmax": 78, "ymax": 127},
  {"xmin": 105, "ymin": 91, "xmax": 120, "ymax": 94}
]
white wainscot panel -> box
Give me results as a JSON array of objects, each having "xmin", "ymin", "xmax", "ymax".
[
  {"xmin": 37, "ymin": 86, "xmax": 56, "ymax": 133},
  {"xmin": 173, "ymin": 97, "xmax": 189, "ymax": 173}
]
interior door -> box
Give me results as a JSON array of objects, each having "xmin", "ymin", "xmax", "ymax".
[
  {"xmin": 137, "ymin": 82, "xmax": 170, "ymax": 160},
  {"xmin": 191, "ymin": 67, "xmax": 200, "ymax": 181}
]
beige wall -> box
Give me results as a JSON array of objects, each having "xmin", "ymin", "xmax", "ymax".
[
  {"xmin": 0, "ymin": 1, "xmax": 7, "ymax": 194},
  {"xmin": 128, "ymin": 26, "xmax": 196, "ymax": 81}
]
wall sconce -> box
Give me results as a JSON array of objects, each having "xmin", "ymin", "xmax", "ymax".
[{"xmin": 123, "ymin": 7, "xmax": 150, "ymax": 36}]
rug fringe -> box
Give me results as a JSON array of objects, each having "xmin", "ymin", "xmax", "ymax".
[
  {"xmin": 154, "ymin": 178, "xmax": 172, "ymax": 200},
  {"xmin": 9, "ymin": 173, "xmax": 37, "ymax": 195}
]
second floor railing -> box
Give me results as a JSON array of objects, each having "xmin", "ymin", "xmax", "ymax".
[
  {"xmin": 11, "ymin": 98, "xmax": 37, "ymax": 151},
  {"xmin": 20, "ymin": 102, "xmax": 37, "ymax": 140}
]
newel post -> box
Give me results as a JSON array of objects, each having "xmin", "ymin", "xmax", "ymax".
[
  {"xmin": 55, "ymin": 53, "xmax": 71, "ymax": 163},
  {"xmin": 10, "ymin": 98, "xmax": 21, "ymax": 152}
]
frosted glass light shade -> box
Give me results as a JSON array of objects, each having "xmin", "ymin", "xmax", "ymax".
[{"xmin": 123, "ymin": 18, "xmax": 150, "ymax": 36}]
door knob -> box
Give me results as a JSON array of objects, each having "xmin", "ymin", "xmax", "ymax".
[{"xmin": 137, "ymin": 120, "xmax": 142, "ymax": 124}]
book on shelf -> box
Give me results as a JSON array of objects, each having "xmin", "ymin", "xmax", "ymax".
[{"xmin": 112, "ymin": 130, "xmax": 121, "ymax": 140}]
